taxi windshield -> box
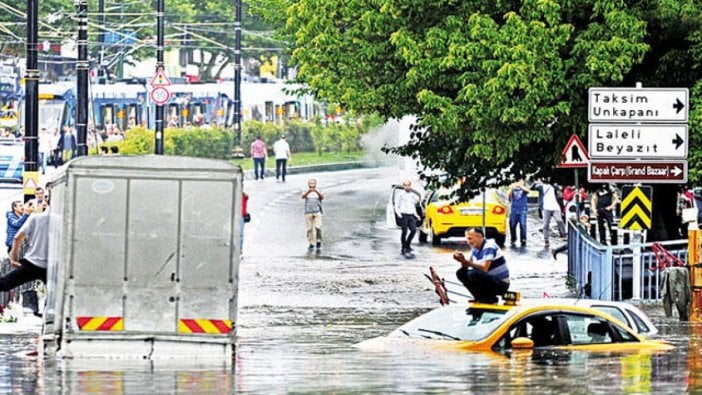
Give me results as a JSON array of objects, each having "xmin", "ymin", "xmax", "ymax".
[{"xmin": 393, "ymin": 306, "xmax": 511, "ymax": 341}]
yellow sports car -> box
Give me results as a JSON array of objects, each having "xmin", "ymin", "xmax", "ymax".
[
  {"xmin": 419, "ymin": 187, "xmax": 508, "ymax": 246},
  {"xmin": 357, "ymin": 299, "xmax": 672, "ymax": 354}
]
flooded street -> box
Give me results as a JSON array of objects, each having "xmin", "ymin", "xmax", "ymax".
[{"xmin": 0, "ymin": 167, "xmax": 698, "ymax": 393}]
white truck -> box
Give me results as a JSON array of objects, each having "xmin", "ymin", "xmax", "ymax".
[{"xmin": 41, "ymin": 155, "xmax": 242, "ymax": 362}]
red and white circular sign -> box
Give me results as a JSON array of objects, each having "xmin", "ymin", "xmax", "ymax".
[{"xmin": 150, "ymin": 86, "xmax": 171, "ymax": 105}]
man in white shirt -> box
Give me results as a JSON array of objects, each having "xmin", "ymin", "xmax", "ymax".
[
  {"xmin": 394, "ymin": 180, "xmax": 421, "ymax": 255},
  {"xmin": 0, "ymin": 199, "xmax": 50, "ymax": 292},
  {"xmin": 273, "ymin": 135, "xmax": 291, "ymax": 182},
  {"xmin": 533, "ymin": 177, "xmax": 566, "ymax": 246},
  {"xmin": 38, "ymin": 128, "xmax": 51, "ymax": 174}
]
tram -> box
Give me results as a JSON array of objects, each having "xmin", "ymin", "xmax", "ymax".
[
  {"xmin": 16, "ymin": 81, "xmax": 77, "ymax": 135},
  {"xmin": 13, "ymin": 79, "xmax": 327, "ymax": 135}
]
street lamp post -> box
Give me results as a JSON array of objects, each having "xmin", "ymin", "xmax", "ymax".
[
  {"xmin": 234, "ymin": 0, "xmax": 242, "ymax": 147},
  {"xmin": 154, "ymin": 0, "xmax": 165, "ymax": 154},
  {"xmin": 23, "ymin": 0, "xmax": 39, "ymax": 202},
  {"xmin": 97, "ymin": 0, "xmax": 106, "ymax": 84},
  {"xmin": 76, "ymin": 0, "xmax": 89, "ymax": 157}
]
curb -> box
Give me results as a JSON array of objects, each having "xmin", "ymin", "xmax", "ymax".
[{"xmin": 242, "ymin": 160, "xmax": 394, "ymax": 180}]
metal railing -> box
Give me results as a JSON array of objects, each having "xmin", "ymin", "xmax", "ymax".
[{"xmin": 567, "ymin": 221, "xmax": 688, "ymax": 302}]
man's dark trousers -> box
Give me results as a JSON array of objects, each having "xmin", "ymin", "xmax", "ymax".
[
  {"xmin": 0, "ymin": 259, "xmax": 46, "ymax": 292},
  {"xmin": 456, "ymin": 268, "xmax": 509, "ymax": 303},
  {"xmin": 400, "ymin": 214, "xmax": 417, "ymax": 252},
  {"xmin": 276, "ymin": 159, "xmax": 287, "ymax": 181}
]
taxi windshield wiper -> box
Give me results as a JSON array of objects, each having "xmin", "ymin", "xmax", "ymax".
[{"xmin": 417, "ymin": 328, "xmax": 460, "ymax": 340}]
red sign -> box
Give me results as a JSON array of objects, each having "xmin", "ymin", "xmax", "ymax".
[
  {"xmin": 150, "ymin": 86, "xmax": 171, "ymax": 105},
  {"xmin": 149, "ymin": 69, "xmax": 172, "ymax": 87},
  {"xmin": 558, "ymin": 134, "xmax": 589, "ymax": 168},
  {"xmin": 588, "ymin": 160, "xmax": 687, "ymax": 183}
]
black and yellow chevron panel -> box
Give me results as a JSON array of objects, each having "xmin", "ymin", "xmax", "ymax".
[{"xmin": 620, "ymin": 185, "xmax": 653, "ymax": 230}]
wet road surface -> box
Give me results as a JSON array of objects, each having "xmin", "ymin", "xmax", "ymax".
[{"xmin": 0, "ymin": 167, "xmax": 698, "ymax": 393}]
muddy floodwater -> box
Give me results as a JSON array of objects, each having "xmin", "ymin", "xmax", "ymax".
[{"xmin": 0, "ymin": 168, "xmax": 698, "ymax": 393}]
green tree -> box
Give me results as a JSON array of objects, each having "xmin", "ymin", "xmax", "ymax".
[
  {"xmin": 0, "ymin": 0, "xmax": 283, "ymax": 81},
  {"xmin": 282, "ymin": 0, "xmax": 702, "ymax": 240}
]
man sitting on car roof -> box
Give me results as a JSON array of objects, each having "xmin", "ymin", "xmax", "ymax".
[{"xmin": 452, "ymin": 227, "xmax": 510, "ymax": 304}]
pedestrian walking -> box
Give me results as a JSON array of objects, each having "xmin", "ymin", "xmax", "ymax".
[
  {"xmin": 507, "ymin": 180, "xmax": 530, "ymax": 246},
  {"xmin": 532, "ymin": 177, "xmax": 566, "ymax": 247},
  {"xmin": 241, "ymin": 191, "xmax": 250, "ymax": 251},
  {"xmin": 591, "ymin": 183, "xmax": 620, "ymax": 245},
  {"xmin": 63, "ymin": 126, "xmax": 77, "ymax": 160},
  {"xmin": 393, "ymin": 179, "xmax": 420, "ymax": 255},
  {"xmin": 250, "ymin": 135, "xmax": 267, "ymax": 180},
  {"xmin": 302, "ymin": 178, "xmax": 324, "ymax": 253},
  {"xmin": 38, "ymin": 127, "xmax": 51, "ymax": 175},
  {"xmin": 5, "ymin": 201, "xmax": 28, "ymax": 252},
  {"xmin": 51, "ymin": 128, "xmax": 62, "ymax": 167},
  {"xmin": 0, "ymin": 198, "xmax": 50, "ymax": 293},
  {"xmin": 452, "ymin": 228, "xmax": 510, "ymax": 304},
  {"xmin": 273, "ymin": 135, "xmax": 291, "ymax": 182}
]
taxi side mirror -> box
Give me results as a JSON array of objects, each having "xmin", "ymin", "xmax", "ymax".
[{"xmin": 511, "ymin": 337, "xmax": 534, "ymax": 349}]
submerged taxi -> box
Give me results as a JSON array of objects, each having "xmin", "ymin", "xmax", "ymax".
[{"xmin": 358, "ymin": 298, "xmax": 671, "ymax": 354}]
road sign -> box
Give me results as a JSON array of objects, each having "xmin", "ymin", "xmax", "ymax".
[
  {"xmin": 588, "ymin": 87, "xmax": 688, "ymax": 123},
  {"xmin": 558, "ymin": 134, "xmax": 589, "ymax": 168},
  {"xmin": 149, "ymin": 69, "xmax": 172, "ymax": 87},
  {"xmin": 620, "ymin": 185, "xmax": 653, "ymax": 230},
  {"xmin": 150, "ymin": 86, "xmax": 171, "ymax": 105},
  {"xmin": 588, "ymin": 124, "xmax": 688, "ymax": 159},
  {"xmin": 588, "ymin": 160, "xmax": 687, "ymax": 183}
]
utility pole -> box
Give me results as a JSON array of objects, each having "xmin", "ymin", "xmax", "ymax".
[
  {"xmin": 97, "ymin": 0, "xmax": 106, "ymax": 84},
  {"xmin": 76, "ymin": 0, "xmax": 89, "ymax": 157},
  {"xmin": 234, "ymin": 0, "xmax": 242, "ymax": 143},
  {"xmin": 23, "ymin": 0, "xmax": 39, "ymax": 202},
  {"xmin": 154, "ymin": 0, "xmax": 165, "ymax": 154}
]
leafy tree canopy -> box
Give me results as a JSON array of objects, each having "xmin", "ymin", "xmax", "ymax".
[
  {"xmin": 0, "ymin": 0, "xmax": 282, "ymax": 80},
  {"xmin": 281, "ymin": 0, "xmax": 702, "ymax": 198}
]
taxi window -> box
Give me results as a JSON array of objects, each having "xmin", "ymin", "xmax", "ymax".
[
  {"xmin": 626, "ymin": 309, "xmax": 651, "ymax": 334},
  {"xmin": 565, "ymin": 315, "xmax": 612, "ymax": 344},
  {"xmin": 563, "ymin": 314, "xmax": 637, "ymax": 344},
  {"xmin": 396, "ymin": 307, "xmax": 509, "ymax": 341},
  {"xmin": 591, "ymin": 305, "xmax": 628, "ymax": 326},
  {"xmin": 495, "ymin": 313, "xmax": 562, "ymax": 350}
]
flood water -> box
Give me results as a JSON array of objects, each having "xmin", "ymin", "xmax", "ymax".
[{"xmin": 0, "ymin": 167, "xmax": 698, "ymax": 393}]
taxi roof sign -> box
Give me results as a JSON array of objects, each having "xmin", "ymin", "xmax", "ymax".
[
  {"xmin": 149, "ymin": 69, "xmax": 171, "ymax": 87},
  {"xmin": 558, "ymin": 134, "xmax": 589, "ymax": 168}
]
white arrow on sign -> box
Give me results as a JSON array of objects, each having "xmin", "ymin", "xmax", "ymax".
[
  {"xmin": 588, "ymin": 87, "xmax": 689, "ymax": 123},
  {"xmin": 588, "ymin": 124, "xmax": 688, "ymax": 159}
]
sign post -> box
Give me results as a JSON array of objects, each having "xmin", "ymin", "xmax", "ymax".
[{"xmin": 558, "ymin": 134, "xmax": 589, "ymax": 221}]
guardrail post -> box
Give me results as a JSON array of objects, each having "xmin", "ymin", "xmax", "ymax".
[{"xmin": 631, "ymin": 231, "xmax": 642, "ymax": 300}]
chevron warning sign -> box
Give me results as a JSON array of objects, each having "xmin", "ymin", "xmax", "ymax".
[{"xmin": 620, "ymin": 185, "xmax": 653, "ymax": 230}]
